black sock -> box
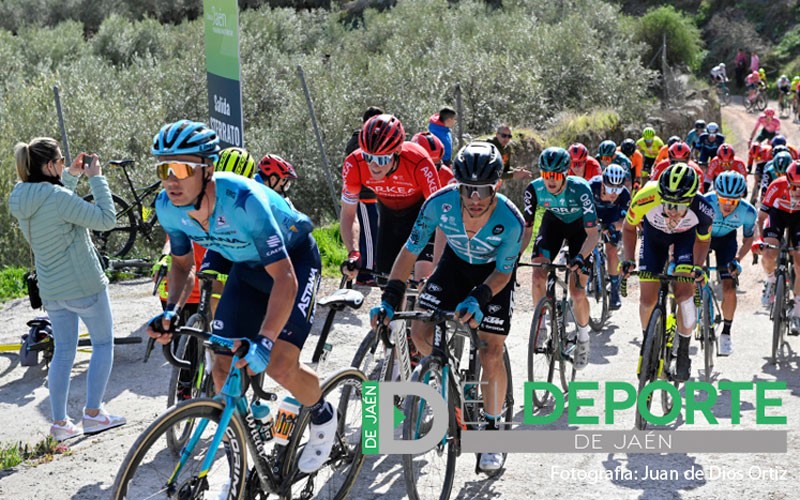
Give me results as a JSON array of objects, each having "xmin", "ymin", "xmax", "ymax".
[
  {"xmin": 485, "ymin": 413, "xmax": 501, "ymax": 431},
  {"xmin": 722, "ymin": 320, "xmax": 732, "ymax": 336},
  {"xmin": 309, "ymin": 397, "xmax": 334, "ymax": 425}
]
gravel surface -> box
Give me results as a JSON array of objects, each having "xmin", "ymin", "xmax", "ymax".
[{"xmin": 0, "ymin": 99, "xmax": 797, "ymax": 499}]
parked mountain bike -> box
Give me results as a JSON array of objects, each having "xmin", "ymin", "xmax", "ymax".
[
  {"xmin": 83, "ymin": 159, "xmax": 162, "ymax": 258},
  {"xmin": 113, "ymin": 327, "xmax": 367, "ymax": 500},
  {"xmin": 622, "ymin": 271, "xmax": 692, "ymax": 430},
  {"xmin": 759, "ymin": 240, "xmax": 798, "ymax": 363},
  {"xmin": 400, "ymin": 309, "xmax": 514, "ymax": 500},
  {"xmin": 716, "ymin": 81, "xmax": 732, "ymax": 106},
  {"xmin": 525, "ymin": 262, "xmax": 579, "ymax": 407}
]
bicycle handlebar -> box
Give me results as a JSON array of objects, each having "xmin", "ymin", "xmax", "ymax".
[{"xmin": 383, "ymin": 308, "xmax": 485, "ymax": 349}]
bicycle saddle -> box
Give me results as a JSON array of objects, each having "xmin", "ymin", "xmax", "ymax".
[{"xmin": 317, "ymin": 288, "xmax": 364, "ymax": 310}]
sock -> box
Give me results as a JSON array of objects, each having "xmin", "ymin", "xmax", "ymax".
[
  {"xmin": 484, "ymin": 412, "xmax": 502, "ymax": 431},
  {"xmin": 309, "ymin": 397, "xmax": 334, "ymax": 425},
  {"xmin": 722, "ymin": 320, "xmax": 732, "ymax": 336},
  {"xmin": 610, "ymin": 274, "xmax": 620, "ymax": 286},
  {"xmin": 678, "ymin": 334, "xmax": 690, "ymax": 354},
  {"xmin": 577, "ymin": 324, "xmax": 590, "ymax": 342}
]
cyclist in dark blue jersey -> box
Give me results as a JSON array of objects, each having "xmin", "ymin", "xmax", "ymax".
[
  {"xmin": 523, "ymin": 147, "xmax": 601, "ymax": 370},
  {"xmin": 145, "ymin": 120, "xmax": 334, "ymax": 475},
  {"xmin": 371, "ymin": 141, "xmax": 523, "ymax": 473}
]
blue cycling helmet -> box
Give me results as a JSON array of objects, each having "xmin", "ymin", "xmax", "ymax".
[
  {"xmin": 771, "ymin": 135, "xmax": 787, "ymax": 147},
  {"xmin": 152, "ymin": 120, "xmax": 221, "ymax": 163},
  {"xmin": 538, "ymin": 147, "xmax": 571, "ymax": 173},
  {"xmin": 773, "ymin": 151, "xmax": 793, "ymax": 174},
  {"xmin": 598, "ymin": 140, "xmax": 617, "ymax": 158},
  {"xmin": 602, "ymin": 164, "xmax": 627, "ymax": 187},
  {"xmin": 714, "ymin": 171, "xmax": 746, "ymax": 199}
]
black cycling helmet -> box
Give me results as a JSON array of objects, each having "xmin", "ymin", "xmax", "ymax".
[
  {"xmin": 620, "ymin": 138, "xmax": 637, "ymax": 157},
  {"xmin": 694, "ymin": 119, "xmax": 706, "ymax": 129},
  {"xmin": 452, "ymin": 141, "xmax": 503, "ymax": 185},
  {"xmin": 667, "ymin": 135, "xmax": 681, "ymax": 147}
]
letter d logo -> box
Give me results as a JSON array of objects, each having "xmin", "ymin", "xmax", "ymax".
[{"xmin": 378, "ymin": 381, "xmax": 449, "ymax": 454}]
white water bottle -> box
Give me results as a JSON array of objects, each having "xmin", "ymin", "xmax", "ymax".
[
  {"xmin": 273, "ymin": 396, "xmax": 301, "ymax": 446},
  {"xmin": 250, "ymin": 400, "xmax": 274, "ymax": 443}
]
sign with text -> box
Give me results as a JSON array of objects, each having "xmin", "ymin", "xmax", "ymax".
[{"xmin": 204, "ymin": 0, "xmax": 244, "ymax": 148}]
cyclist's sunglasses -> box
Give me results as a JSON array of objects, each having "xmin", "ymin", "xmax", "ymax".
[
  {"xmin": 717, "ymin": 196, "xmax": 740, "ymax": 207},
  {"xmin": 604, "ymin": 184, "xmax": 624, "ymax": 195},
  {"xmin": 663, "ymin": 202, "xmax": 689, "ymax": 214},
  {"xmin": 155, "ymin": 161, "xmax": 208, "ymax": 180},
  {"xmin": 541, "ymin": 171, "xmax": 564, "ymax": 181},
  {"xmin": 362, "ymin": 152, "xmax": 393, "ymax": 167},
  {"xmin": 600, "ymin": 155, "xmax": 614, "ymax": 163},
  {"xmin": 458, "ymin": 183, "xmax": 497, "ymax": 200}
]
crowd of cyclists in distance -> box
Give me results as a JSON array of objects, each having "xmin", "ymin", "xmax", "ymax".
[
  {"xmin": 137, "ymin": 99, "xmax": 800, "ymax": 475},
  {"xmin": 710, "ymin": 61, "xmax": 800, "ymax": 120}
]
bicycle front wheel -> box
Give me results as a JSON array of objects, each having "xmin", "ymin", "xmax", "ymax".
[
  {"xmin": 771, "ymin": 277, "xmax": 786, "ymax": 362},
  {"xmin": 83, "ymin": 193, "xmax": 137, "ymax": 258},
  {"xmin": 282, "ymin": 367, "xmax": 367, "ymax": 500},
  {"xmin": 588, "ymin": 253, "xmax": 609, "ymax": 331},
  {"xmin": 558, "ymin": 305, "xmax": 578, "ymax": 393},
  {"xmin": 528, "ymin": 298, "xmax": 556, "ymax": 408},
  {"xmin": 402, "ymin": 357, "xmax": 457, "ymax": 500},
  {"xmin": 112, "ymin": 399, "xmax": 246, "ymax": 500},
  {"xmin": 636, "ymin": 308, "xmax": 664, "ymax": 431},
  {"xmin": 756, "ymin": 93, "xmax": 767, "ymax": 111},
  {"xmin": 700, "ymin": 289, "xmax": 715, "ymax": 382}
]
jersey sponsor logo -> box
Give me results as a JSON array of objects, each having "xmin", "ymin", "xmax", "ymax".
[
  {"xmin": 212, "ymin": 319, "xmax": 224, "ymax": 331},
  {"xmin": 524, "ymin": 189, "xmax": 534, "ymax": 215},
  {"xmin": 225, "ymin": 189, "xmax": 236, "ymax": 199},
  {"xmin": 297, "ymin": 268, "xmax": 319, "ymax": 319},
  {"xmin": 216, "ymin": 215, "xmax": 228, "ymax": 228},
  {"xmin": 419, "ymin": 292, "xmax": 441, "ymax": 306},
  {"xmin": 580, "ymin": 192, "xmax": 594, "ymax": 215},
  {"xmin": 548, "ymin": 206, "xmax": 578, "ymax": 214},
  {"xmin": 637, "ymin": 195, "xmax": 656, "ymax": 205},
  {"xmin": 442, "ymin": 203, "xmax": 452, "ymax": 213},
  {"xmin": 492, "ymin": 224, "xmax": 504, "ymax": 235},
  {"xmin": 267, "ymin": 235, "xmax": 282, "ymax": 248},
  {"xmin": 482, "ymin": 316, "xmax": 504, "ymax": 326},
  {"xmin": 487, "ymin": 304, "xmax": 502, "ymax": 314},
  {"xmin": 342, "ymin": 159, "xmax": 354, "ymax": 180},
  {"xmin": 698, "ymin": 201, "xmax": 715, "ymax": 218},
  {"xmin": 369, "ymin": 184, "xmax": 413, "ymax": 196},
  {"xmin": 264, "ymin": 247, "xmax": 285, "ymax": 258},
  {"xmin": 426, "ymin": 283, "xmax": 442, "ymax": 292},
  {"xmin": 421, "ymin": 164, "xmax": 439, "ymax": 195}
]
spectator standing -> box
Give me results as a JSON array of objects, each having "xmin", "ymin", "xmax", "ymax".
[
  {"xmin": 750, "ymin": 51, "xmax": 760, "ymax": 73},
  {"xmin": 428, "ymin": 106, "xmax": 456, "ymax": 166},
  {"xmin": 735, "ymin": 48, "xmax": 747, "ymax": 88},
  {"xmin": 486, "ymin": 124, "xmax": 531, "ymax": 181}
]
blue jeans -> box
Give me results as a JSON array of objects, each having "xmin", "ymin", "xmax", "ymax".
[{"xmin": 43, "ymin": 289, "xmax": 114, "ymax": 422}]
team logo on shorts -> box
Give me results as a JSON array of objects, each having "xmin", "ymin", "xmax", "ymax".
[
  {"xmin": 212, "ymin": 320, "xmax": 224, "ymax": 331},
  {"xmin": 488, "ymin": 304, "xmax": 502, "ymax": 314},
  {"xmin": 492, "ymin": 224, "xmax": 504, "ymax": 235},
  {"xmin": 426, "ymin": 283, "xmax": 442, "ymax": 292}
]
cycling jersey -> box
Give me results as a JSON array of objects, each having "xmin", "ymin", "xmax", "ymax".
[
  {"xmin": 696, "ymin": 133, "xmax": 726, "ymax": 164},
  {"xmin": 620, "ymin": 148, "xmax": 644, "ymax": 179},
  {"xmin": 759, "ymin": 162, "xmax": 785, "ymax": 196},
  {"xmin": 341, "ymin": 141, "xmax": 441, "ymax": 210},
  {"xmin": 705, "ymin": 156, "xmax": 747, "ymax": 184},
  {"xmin": 650, "ymin": 159, "xmax": 705, "ymax": 192},
  {"xmin": 438, "ymin": 165, "xmax": 455, "ymax": 186},
  {"xmin": 636, "ymin": 137, "xmax": 665, "ymax": 159},
  {"xmin": 589, "ymin": 175, "xmax": 630, "ymax": 226},
  {"xmin": 754, "ymin": 114, "xmax": 781, "ymax": 134},
  {"xmin": 626, "ymin": 182, "xmax": 713, "ymax": 240},
  {"xmin": 710, "ymin": 66, "xmax": 727, "ymax": 81},
  {"xmin": 405, "ymin": 185, "xmax": 524, "ymax": 272},
  {"xmin": 598, "ymin": 152, "xmax": 633, "ymax": 178},
  {"xmin": 760, "ymin": 177, "xmax": 800, "ymax": 214},
  {"xmin": 523, "ymin": 176, "xmax": 598, "ymax": 228},
  {"xmin": 778, "ymin": 77, "xmax": 791, "ymax": 91},
  {"xmin": 157, "ymin": 172, "xmax": 313, "ymax": 266},
  {"xmin": 568, "ymin": 156, "xmax": 601, "ymax": 180},
  {"xmin": 748, "ymin": 144, "xmax": 772, "ymax": 167},
  {"xmin": 704, "ymin": 192, "xmax": 756, "ymax": 238},
  {"xmin": 685, "ymin": 129, "xmax": 702, "ymax": 150},
  {"xmin": 654, "ymin": 145, "xmax": 669, "ymax": 166}
]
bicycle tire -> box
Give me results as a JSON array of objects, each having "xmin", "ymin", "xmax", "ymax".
[
  {"xmin": 528, "ymin": 297, "xmax": 556, "ymax": 408},
  {"xmin": 701, "ymin": 288, "xmax": 715, "ymax": 382},
  {"xmin": 402, "ymin": 357, "xmax": 457, "ymax": 500},
  {"xmin": 112, "ymin": 399, "xmax": 247, "ymax": 500},
  {"xmin": 588, "ymin": 252, "xmax": 609, "ymax": 331},
  {"xmin": 771, "ymin": 276, "xmax": 786, "ymax": 362},
  {"xmin": 756, "ymin": 93, "xmax": 767, "ymax": 111},
  {"xmin": 280, "ymin": 367, "xmax": 367, "ymax": 500},
  {"xmin": 75, "ymin": 337, "xmax": 142, "ymax": 347},
  {"xmin": 83, "ymin": 193, "xmax": 137, "ymax": 258},
  {"xmin": 636, "ymin": 307, "xmax": 663, "ymax": 431},
  {"xmin": 166, "ymin": 315, "xmax": 209, "ymax": 453},
  {"xmin": 558, "ymin": 303, "xmax": 577, "ymax": 393},
  {"xmin": 659, "ymin": 317, "xmax": 678, "ymax": 416},
  {"xmin": 350, "ymin": 328, "xmax": 395, "ymax": 383}
]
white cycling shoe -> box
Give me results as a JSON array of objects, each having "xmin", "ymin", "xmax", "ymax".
[
  {"xmin": 574, "ymin": 338, "xmax": 590, "ymax": 370},
  {"xmin": 718, "ymin": 334, "xmax": 733, "ymax": 356},
  {"xmin": 297, "ymin": 410, "xmax": 338, "ymax": 473},
  {"xmin": 479, "ymin": 452, "xmax": 504, "ymax": 472}
]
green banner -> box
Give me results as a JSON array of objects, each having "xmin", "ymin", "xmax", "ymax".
[{"xmin": 362, "ymin": 381, "xmax": 379, "ymax": 454}]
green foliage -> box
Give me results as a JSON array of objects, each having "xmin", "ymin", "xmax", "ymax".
[
  {"xmin": 0, "ymin": 267, "xmax": 27, "ymax": 303},
  {"xmin": 634, "ymin": 5, "xmax": 704, "ymax": 70},
  {"xmin": 312, "ymin": 222, "xmax": 347, "ymax": 277},
  {"xmin": 0, "ymin": 435, "xmax": 68, "ymax": 471},
  {"xmin": 547, "ymin": 110, "xmax": 622, "ymax": 149}
]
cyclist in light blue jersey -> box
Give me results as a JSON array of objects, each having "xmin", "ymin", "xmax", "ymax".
[
  {"xmin": 523, "ymin": 147, "xmax": 600, "ymax": 370},
  {"xmin": 145, "ymin": 120, "xmax": 335, "ymax": 475},
  {"xmin": 371, "ymin": 141, "xmax": 523, "ymax": 473},
  {"xmin": 704, "ymin": 171, "xmax": 756, "ymax": 355}
]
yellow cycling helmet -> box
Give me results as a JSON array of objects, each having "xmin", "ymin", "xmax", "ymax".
[
  {"xmin": 658, "ymin": 163, "xmax": 699, "ymax": 204},
  {"xmin": 216, "ymin": 147, "xmax": 256, "ymax": 178},
  {"xmin": 642, "ymin": 127, "xmax": 656, "ymax": 140}
]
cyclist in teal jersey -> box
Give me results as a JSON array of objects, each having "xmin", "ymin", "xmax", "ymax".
[
  {"xmin": 522, "ymin": 147, "xmax": 600, "ymax": 370},
  {"xmin": 371, "ymin": 142, "xmax": 523, "ymax": 472},
  {"xmin": 704, "ymin": 171, "xmax": 756, "ymax": 355}
]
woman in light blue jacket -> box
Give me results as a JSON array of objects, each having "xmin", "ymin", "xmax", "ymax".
[{"xmin": 9, "ymin": 137, "xmax": 126, "ymax": 441}]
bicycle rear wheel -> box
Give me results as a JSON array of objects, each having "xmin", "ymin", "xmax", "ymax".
[
  {"xmin": 112, "ymin": 399, "xmax": 246, "ymax": 500},
  {"xmin": 528, "ymin": 298, "xmax": 556, "ymax": 408},
  {"xmin": 771, "ymin": 277, "xmax": 786, "ymax": 362},
  {"xmin": 756, "ymin": 93, "xmax": 767, "ymax": 111},
  {"xmin": 659, "ymin": 317, "xmax": 679, "ymax": 415},
  {"xmin": 402, "ymin": 357, "xmax": 457, "ymax": 500},
  {"xmin": 558, "ymin": 304, "xmax": 577, "ymax": 392},
  {"xmin": 700, "ymin": 289, "xmax": 715, "ymax": 381},
  {"xmin": 83, "ymin": 193, "xmax": 137, "ymax": 258},
  {"xmin": 636, "ymin": 308, "xmax": 663, "ymax": 430},
  {"xmin": 587, "ymin": 253, "xmax": 609, "ymax": 331}
]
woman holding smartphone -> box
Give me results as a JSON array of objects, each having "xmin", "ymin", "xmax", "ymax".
[{"xmin": 8, "ymin": 138, "xmax": 126, "ymax": 441}]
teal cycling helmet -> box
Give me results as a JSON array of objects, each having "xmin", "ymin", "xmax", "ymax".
[
  {"xmin": 714, "ymin": 171, "xmax": 746, "ymax": 199},
  {"xmin": 152, "ymin": 120, "xmax": 221, "ymax": 163},
  {"xmin": 773, "ymin": 151, "xmax": 793, "ymax": 174},
  {"xmin": 538, "ymin": 147, "xmax": 571, "ymax": 173},
  {"xmin": 598, "ymin": 140, "xmax": 617, "ymax": 158}
]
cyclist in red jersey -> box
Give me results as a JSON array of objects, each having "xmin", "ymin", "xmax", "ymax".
[
  {"xmin": 340, "ymin": 114, "xmax": 442, "ymax": 280},
  {"xmin": 650, "ymin": 141, "xmax": 705, "ymax": 191},
  {"xmin": 411, "ymin": 131, "xmax": 454, "ymax": 185},
  {"xmin": 704, "ymin": 143, "xmax": 747, "ymax": 192},
  {"xmin": 567, "ymin": 143, "xmax": 602, "ymax": 180},
  {"xmin": 752, "ymin": 162, "xmax": 800, "ymax": 329}
]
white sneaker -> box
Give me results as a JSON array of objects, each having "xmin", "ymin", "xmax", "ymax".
[
  {"xmin": 718, "ymin": 334, "xmax": 733, "ymax": 356},
  {"xmin": 82, "ymin": 407, "xmax": 126, "ymax": 435},
  {"xmin": 297, "ymin": 409, "xmax": 338, "ymax": 473},
  {"xmin": 50, "ymin": 419, "xmax": 83, "ymax": 442},
  {"xmin": 574, "ymin": 338, "xmax": 590, "ymax": 370},
  {"xmin": 761, "ymin": 279, "xmax": 776, "ymax": 307},
  {"xmin": 479, "ymin": 452, "xmax": 504, "ymax": 472}
]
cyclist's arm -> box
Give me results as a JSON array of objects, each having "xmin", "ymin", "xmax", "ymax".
[
  {"xmin": 387, "ymin": 247, "xmax": 417, "ymax": 284},
  {"xmin": 166, "ymin": 249, "xmax": 196, "ymax": 311},
  {"xmin": 622, "ymin": 220, "xmax": 638, "ymax": 262},
  {"xmin": 258, "ymin": 257, "xmax": 298, "ymax": 343},
  {"xmin": 521, "ymin": 225, "xmax": 533, "ymax": 256},
  {"xmin": 692, "ymin": 236, "xmax": 711, "ymax": 268},
  {"xmin": 339, "ymin": 201, "xmax": 360, "ymax": 254},
  {"xmin": 578, "ymin": 225, "xmax": 600, "ymax": 260},
  {"xmin": 755, "ymin": 209, "xmax": 768, "ymax": 240},
  {"xmin": 477, "ymin": 269, "xmax": 514, "ymax": 298}
]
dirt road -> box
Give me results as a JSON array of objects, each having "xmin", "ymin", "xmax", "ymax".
[{"xmin": 0, "ymin": 99, "xmax": 798, "ymax": 499}]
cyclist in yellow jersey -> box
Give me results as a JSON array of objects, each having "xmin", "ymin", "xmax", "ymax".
[{"xmin": 636, "ymin": 127, "xmax": 665, "ymax": 178}]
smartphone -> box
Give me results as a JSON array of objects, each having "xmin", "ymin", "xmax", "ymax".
[{"xmin": 82, "ymin": 154, "xmax": 92, "ymax": 169}]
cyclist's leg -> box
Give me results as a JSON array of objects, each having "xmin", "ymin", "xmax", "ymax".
[
  {"xmin": 637, "ymin": 224, "xmax": 671, "ymax": 329},
  {"xmin": 530, "ymin": 211, "xmax": 565, "ymax": 305},
  {"xmin": 199, "ymin": 249, "xmax": 232, "ymax": 317},
  {"xmin": 476, "ymin": 271, "xmax": 514, "ymax": 419},
  {"xmin": 413, "ymin": 237, "xmax": 435, "ymax": 281},
  {"xmin": 713, "ymin": 233, "xmax": 738, "ymax": 324}
]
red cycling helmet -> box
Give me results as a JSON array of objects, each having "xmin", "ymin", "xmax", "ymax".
[
  {"xmin": 668, "ymin": 141, "xmax": 691, "ymax": 161},
  {"xmin": 568, "ymin": 143, "xmax": 589, "ymax": 164},
  {"xmin": 764, "ymin": 108, "xmax": 776, "ymax": 118},
  {"xmin": 411, "ymin": 131, "xmax": 445, "ymax": 164},
  {"xmin": 716, "ymin": 143, "xmax": 735, "ymax": 162},
  {"xmin": 786, "ymin": 161, "xmax": 800, "ymax": 186},
  {"xmin": 258, "ymin": 154, "xmax": 298, "ymax": 180},
  {"xmin": 749, "ymin": 141, "xmax": 761, "ymax": 157},
  {"xmin": 358, "ymin": 114, "xmax": 405, "ymax": 155}
]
